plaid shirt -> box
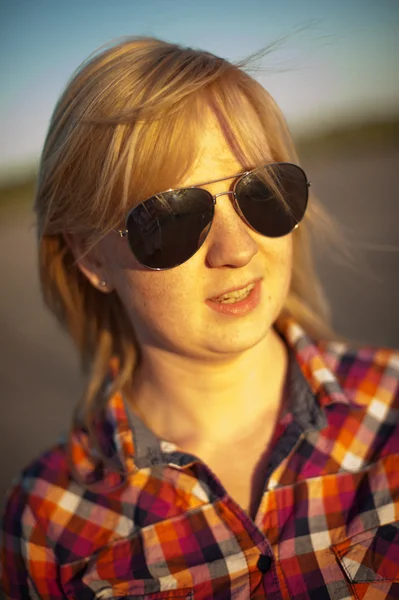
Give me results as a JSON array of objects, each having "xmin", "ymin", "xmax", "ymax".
[{"xmin": 1, "ymin": 317, "xmax": 399, "ymax": 599}]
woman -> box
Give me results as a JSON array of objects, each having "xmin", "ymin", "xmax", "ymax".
[{"xmin": 1, "ymin": 37, "xmax": 398, "ymax": 599}]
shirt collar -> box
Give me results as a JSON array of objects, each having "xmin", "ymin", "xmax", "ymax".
[
  {"xmin": 277, "ymin": 315, "xmax": 350, "ymax": 410},
  {"xmin": 69, "ymin": 316, "xmax": 350, "ymax": 484}
]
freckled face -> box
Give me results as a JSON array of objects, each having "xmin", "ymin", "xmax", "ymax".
[{"xmin": 97, "ymin": 119, "xmax": 293, "ymax": 360}]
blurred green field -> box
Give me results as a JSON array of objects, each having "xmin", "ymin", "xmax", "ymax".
[{"xmin": 296, "ymin": 115, "xmax": 399, "ymax": 158}]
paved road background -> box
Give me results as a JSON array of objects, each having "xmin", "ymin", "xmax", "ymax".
[{"xmin": 1, "ymin": 147, "xmax": 398, "ymax": 502}]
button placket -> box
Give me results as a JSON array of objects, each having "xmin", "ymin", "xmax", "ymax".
[{"xmin": 257, "ymin": 553, "xmax": 273, "ymax": 573}]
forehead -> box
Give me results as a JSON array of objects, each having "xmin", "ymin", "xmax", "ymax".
[{"xmin": 177, "ymin": 110, "xmax": 271, "ymax": 188}]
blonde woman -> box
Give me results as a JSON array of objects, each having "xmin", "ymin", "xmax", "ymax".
[{"xmin": 1, "ymin": 38, "xmax": 399, "ymax": 599}]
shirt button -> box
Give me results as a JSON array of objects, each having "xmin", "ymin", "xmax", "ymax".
[{"xmin": 257, "ymin": 553, "xmax": 273, "ymax": 573}]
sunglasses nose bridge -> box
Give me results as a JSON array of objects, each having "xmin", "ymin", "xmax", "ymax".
[{"xmin": 213, "ymin": 190, "xmax": 235, "ymax": 202}]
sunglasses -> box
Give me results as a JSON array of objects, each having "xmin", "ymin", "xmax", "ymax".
[{"xmin": 115, "ymin": 162, "xmax": 310, "ymax": 270}]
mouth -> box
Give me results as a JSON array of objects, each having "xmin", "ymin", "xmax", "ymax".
[
  {"xmin": 210, "ymin": 282, "xmax": 256, "ymax": 304},
  {"xmin": 206, "ymin": 279, "xmax": 262, "ymax": 316}
]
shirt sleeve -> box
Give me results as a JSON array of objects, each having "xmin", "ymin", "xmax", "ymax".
[{"xmin": 1, "ymin": 483, "xmax": 64, "ymax": 599}]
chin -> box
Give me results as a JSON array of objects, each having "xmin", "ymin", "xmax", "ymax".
[{"xmin": 203, "ymin": 319, "xmax": 274, "ymax": 356}]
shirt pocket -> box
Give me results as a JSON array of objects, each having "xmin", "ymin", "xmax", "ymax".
[
  {"xmin": 60, "ymin": 534, "xmax": 194, "ymax": 600},
  {"xmin": 333, "ymin": 522, "xmax": 399, "ymax": 597}
]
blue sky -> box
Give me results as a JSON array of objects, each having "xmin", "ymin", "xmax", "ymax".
[{"xmin": 0, "ymin": 0, "xmax": 398, "ymax": 178}]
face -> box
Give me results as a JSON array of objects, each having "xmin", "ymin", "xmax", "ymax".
[{"xmin": 82, "ymin": 115, "xmax": 293, "ymax": 360}]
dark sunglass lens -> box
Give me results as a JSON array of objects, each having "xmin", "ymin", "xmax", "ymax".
[
  {"xmin": 126, "ymin": 189, "xmax": 214, "ymax": 269},
  {"xmin": 235, "ymin": 163, "xmax": 308, "ymax": 237}
]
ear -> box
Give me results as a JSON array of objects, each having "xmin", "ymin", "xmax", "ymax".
[{"xmin": 64, "ymin": 233, "xmax": 113, "ymax": 293}]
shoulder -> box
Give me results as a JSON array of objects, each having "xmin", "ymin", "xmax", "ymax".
[
  {"xmin": 1, "ymin": 439, "xmax": 71, "ymax": 532},
  {"xmin": 1, "ymin": 423, "xmax": 136, "ymax": 568},
  {"xmin": 319, "ymin": 339, "xmax": 399, "ymax": 407},
  {"xmin": 0, "ymin": 441, "xmax": 71, "ymax": 597},
  {"xmin": 315, "ymin": 339, "xmax": 399, "ymax": 459}
]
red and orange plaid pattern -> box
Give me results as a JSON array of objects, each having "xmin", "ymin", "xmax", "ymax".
[{"xmin": 1, "ymin": 317, "xmax": 399, "ymax": 599}]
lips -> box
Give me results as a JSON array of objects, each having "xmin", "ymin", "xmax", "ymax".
[
  {"xmin": 206, "ymin": 279, "xmax": 262, "ymax": 316},
  {"xmin": 212, "ymin": 282, "xmax": 255, "ymax": 304},
  {"xmin": 208, "ymin": 279, "xmax": 260, "ymax": 303}
]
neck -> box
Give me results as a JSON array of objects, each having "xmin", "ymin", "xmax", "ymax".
[{"xmin": 128, "ymin": 327, "xmax": 288, "ymax": 451}]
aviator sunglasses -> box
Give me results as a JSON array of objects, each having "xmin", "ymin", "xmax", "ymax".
[{"xmin": 115, "ymin": 162, "xmax": 310, "ymax": 270}]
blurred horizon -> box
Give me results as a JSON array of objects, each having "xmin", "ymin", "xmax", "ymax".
[{"xmin": 1, "ymin": 112, "xmax": 398, "ymax": 193}]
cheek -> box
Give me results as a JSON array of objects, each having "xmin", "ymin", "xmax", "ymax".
[
  {"xmin": 264, "ymin": 235, "xmax": 293, "ymax": 282},
  {"xmin": 97, "ymin": 238, "xmax": 158, "ymax": 315},
  {"xmin": 115, "ymin": 268, "xmax": 200, "ymax": 350},
  {"xmin": 264, "ymin": 237, "xmax": 293, "ymax": 317},
  {"xmin": 98, "ymin": 236, "xmax": 200, "ymax": 322},
  {"xmin": 125, "ymin": 273, "xmax": 181, "ymax": 313},
  {"xmin": 111, "ymin": 263, "xmax": 195, "ymax": 329},
  {"xmin": 115, "ymin": 271, "xmax": 177, "ymax": 321}
]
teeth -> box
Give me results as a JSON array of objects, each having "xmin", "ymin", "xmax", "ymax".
[{"xmin": 215, "ymin": 283, "xmax": 255, "ymax": 304}]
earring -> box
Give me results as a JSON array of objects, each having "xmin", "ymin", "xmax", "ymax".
[{"xmin": 99, "ymin": 280, "xmax": 107, "ymax": 288}]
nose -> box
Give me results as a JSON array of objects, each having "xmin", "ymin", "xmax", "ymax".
[{"xmin": 205, "ymin": 191, "xmax": 258, "ymax": 269}]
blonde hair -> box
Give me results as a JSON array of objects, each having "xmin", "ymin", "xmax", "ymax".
[{"xmin": 35, "ymin": 37, "xmax": 336, "ymax": 427}]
